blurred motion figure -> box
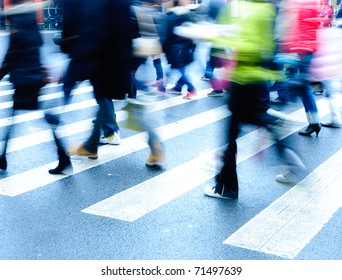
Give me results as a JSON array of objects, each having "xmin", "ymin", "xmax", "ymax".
[
  {"xmin": 203, "ymin": 0, "xmax": 306, "ymax": 199},
  {"xmin": 0, "ymin": 0, "xmax": 72, "ymax": 174}
]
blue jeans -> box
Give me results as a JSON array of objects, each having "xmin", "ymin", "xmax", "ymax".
[
  {"xmin": 153, "ymin": 57, "xmax": 164, "ymax": 81},
  {"xmin": 286, "ymin": 53, "xmax": 319, "ymax": 123},
  {"xmin": 63, "ymin": 58, "xmax": 119, "ymax": 142},
  {"xmin": 174, "ymin": 66, "xmax": 195, "ymax": 92}
]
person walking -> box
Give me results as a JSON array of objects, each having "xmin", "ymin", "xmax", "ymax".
[
  {"xmin": 203, "ymin": 0, "xmax": 306, "ymax": 199},
  {"xmin": 130, "ymin": 0, "xmax": 167, "ymax": 98},
  {"xmin": 60, "ymin": 0, "xmax": 133, "ymax": 160},
  {"xmin": 310, "ymin": 18, "xmax": 342, "ymax": 128},
  {"xmin": 59, "ymin": 0, "xmax": 124, "ymax": 152},
  {"xmin": 199, "ymin": 0, "xmax": 230, "ymax": 97},
  {"xmin": 0, "ymin": 0, "xmax": 72, "ymax": 175},
  {"xmin": 163, "ymin": 0, "xmax": 197, "ymax": 99},
  {"xmin": 274, "ymin": 0, "xmax": 322, "ymax": 136}
]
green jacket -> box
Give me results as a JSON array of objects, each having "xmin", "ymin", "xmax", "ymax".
[{"xmin": 211, "ymin": 1, "xmax": 281, "ymax": 84}]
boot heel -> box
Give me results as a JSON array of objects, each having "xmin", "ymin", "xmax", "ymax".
[{"xmin": 298, "ymin": 124, "xmax": 321, "ymax": 136}]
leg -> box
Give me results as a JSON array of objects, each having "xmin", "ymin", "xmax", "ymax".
[
  {"xmin": 0, "ymin": 108, "xmax": 15, "ymax": 170},
  {"xmin": 153, "ymin": 56, "xmax": 164, "ymax": 81},
  {"xmin": 291, "ymin": 53, "xmax": 321, "ymax": 136},
  {"xmin": 321, "ymin": 79, "xmax": 342, "ymax": 127},
  {"xmin": 99, "ymin": 97, "xmax": 121, "ymax": 145},
  {"xmin": 152, "ymin": 56, "xmax": 166, "ymax": 92},
  {"xmin": 44, "ymin": 112, "xmax": 73, "ymax": 174}
]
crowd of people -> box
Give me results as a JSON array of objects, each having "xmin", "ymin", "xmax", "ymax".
[{"xmin": 0, "ymin": 0, "xmax": 341, "ymax": 200}]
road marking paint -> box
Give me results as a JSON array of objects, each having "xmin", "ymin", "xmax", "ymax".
[
  {"xmin": 81, "ymin": 97, "xmax": 337, "ymax": 222},
  {"xmin": 0, "ymin": 99, "xmax": 97, "ymax": 127},
  {"xmin": 223, "ymin": 148, "xmax": 342, "ymax": 259},
  {"xmin": 0, "ymin": 103, "xmax": 226, "ymax": 197},
  {"xmin": 1, "ymin": 88, "xmax": 212, "ymax": 152},
  {"xmin": 0, "ymin": 85, "xmax": 94, "ymax": 110}
]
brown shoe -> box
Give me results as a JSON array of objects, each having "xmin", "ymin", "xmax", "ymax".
[
  {"xmin": 146, "ymin": 151, "xmax": 165, "ymax": 167},
  {"xmin": 67, "ymin": 145, "xmax": 98, "ymax": 160}
]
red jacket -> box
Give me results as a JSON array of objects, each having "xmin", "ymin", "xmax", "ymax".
[{"xmin": 278, "ymin": 0, "xmax": 321, "ymax": 53}]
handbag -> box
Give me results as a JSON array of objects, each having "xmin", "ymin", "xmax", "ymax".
[
  {"xmin": 123, "ymin": 99, "xmax": 151, "ymax": 131},
  {"xmin": 132, "ymin": 6, "xmax": 163, "ymax": 57}
]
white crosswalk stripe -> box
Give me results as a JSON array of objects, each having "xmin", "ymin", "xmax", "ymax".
[{"xmin": 0, "ymin": 80, "xmax": 342, "ymax": 260}]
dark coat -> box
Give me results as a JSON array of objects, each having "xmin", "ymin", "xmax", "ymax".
[
  {"xmin": 0, "ymin": 3, "xmax": 47, "ymax": 110},
  {"xmin": 0, "ymin": 6, "xmax": 45, "ymax": 88},
  {"xmin": 61, "ymin": 0, "xmax": 134, "ymax": 100},
  {"xmin": 163, "ymin": 7, "xmax": 196, "ymax": 68}
]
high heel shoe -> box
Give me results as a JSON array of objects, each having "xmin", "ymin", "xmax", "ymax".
[
  {"xmin": 0, "ymin": 154, "xmax": 7, "ymax": 170},
  {"xmin": 298, "ymin": 123, "xmax": 321, "ymax": 136}
]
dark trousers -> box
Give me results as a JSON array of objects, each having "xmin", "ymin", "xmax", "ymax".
[
  {"xmin": 216, "ymin": 82, "xmax": 298, "ymax": 196},
  {"xmin": 63, "ymin": 58, "xmax": 119, "ymax": 152}
]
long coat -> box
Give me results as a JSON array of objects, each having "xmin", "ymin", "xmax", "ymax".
[
  {"xmin": 0, "ymin": 2, "xmax": 48, "ymax": 110},
  {"xmin": 0, "ymin": 3, "xmax": 45, "ymax": 88},
  {"xmin": 60, "ymin": 0, "xmax": 134, "ymax": 100}
]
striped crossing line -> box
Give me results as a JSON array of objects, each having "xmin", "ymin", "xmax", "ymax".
[
  {"xmin": 80, "ymin": 96, "xmax": 342, "ymax": 259},
  {"xmin": 224, "ymin": 147, "xmax": 342, "ymax": 259},
  {"xmin": 80, "ymin": 103, "xmax": 311, "ymax": 222},
  {"xmin": 0, "ymin": 89, "xmax": 220, "ymax": 197},
  {"xmin": 1, "ymin": 79, "xmax": 342, "ymax": 260},
  {"xmin": 0, "ymin": 87, "xmax": 213, "ymax": 152}
]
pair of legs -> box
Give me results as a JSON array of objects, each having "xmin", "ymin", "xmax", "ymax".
[
  {"xmin": 0, "ymin": 86, "xmax": 71, "ymax": 174},
  {"xmin": 63, "ymin": 58, "xmax": 120, "ymax": 138},
  {"xmin": 169, "ymin": 65, "xmax": 196, "ymax": 99},
  {"xmin": 130, "ymin": 56, "xmax": 165, "ymax": 98},
  {"xmin": 320, "ymin": 78, "xmax": 342, "ymax": 127},
  {"xmin": 205, "ymin": 82, "xmax": 305, "ymax": 199},
  {"xmin": 274, "ymin": 53, "xmax": 321, "ymax": 136},
  {"xmin": 203, "ymin": 48, "xmax": 230, "ymax": 95},
  {"xmin": 65, "ymin": 59, "xmax": 121, "ymax": 158}
]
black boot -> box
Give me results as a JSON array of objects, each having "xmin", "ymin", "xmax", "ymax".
[
  {"xmin": 48, "ymin": 156, "xmax": 72, "ymax": 175},
  {"xmin": 48, "ymin": 123, "xmax": 73, "ymax": 175},
  {"xmin": 298, "ymin": 123, "xmax": 321, "ymax": 136},
  {"xmin": 0, "ymin": 154, "xmax": 7, "ymax": 170}
]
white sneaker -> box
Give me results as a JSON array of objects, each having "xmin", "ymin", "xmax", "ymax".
[
  {"xmin": 276, "ymin": 172, "xmax": 296, "ymax": 184},
  {"xmin": 99, "ymin": 131, "xmax": 121, "ymax": 145},
  {"xmin": 203, "ymin": 185, "xmax": 237, "ymax": 200}
]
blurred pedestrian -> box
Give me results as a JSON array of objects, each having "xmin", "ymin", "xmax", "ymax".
[
  {"xmin": 130, "ymin": 0, "xmax": 167, "ymax": 98},
  {"xmin": 62, "ymin": 0, "xmax": 134, "ymax": 160},
  {"xmin": 0, "ymin": 0, "xmax": 72, "ymax": 174},
  {"xmin": 203, "ymin": 0, "xmax": 306, "ymax": 199},
  {"xmin": 163, "ymin": 0, "xmax": 197, "ymax": 99},
  {"xmin": 310, "ymin": 19, "xmax": 342, "ymax": 128},
  {"xmin": 274, "ymin": 0, "xmax": 322, "ymax": 136},
  {"xmin": 126, "ymin": 0, "xmax": 166, "ymax": 167},
  {"xmin": 199, "ymin": 0, "xmax": 230, "ymax": 97}
]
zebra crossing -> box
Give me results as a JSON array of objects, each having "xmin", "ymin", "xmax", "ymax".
[{"xmin": 0, "ymin": 78, "xmax": 342, "ymax": 260}]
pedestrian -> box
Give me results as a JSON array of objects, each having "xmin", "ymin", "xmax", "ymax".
[
  {"xmin": 130, "ymin": 0, "xmax": 167, "ymax": 98},
  {"xmin": 310, "ymin": 19, "xmax": 342, "ymax": 128},
  {"xmin": 163, "ymin": 0, "xmax": 197, "ymax": 99},
  {"xmin": 199, "ymin": 0, "xmax": 230, "ymax": 97},
  {"xmin": 274, "ymin": 0, "xmax": 322, "ymax": 136},
  {"xmin": 126, "ymin": 0, "xmax": 166, "ymax": 167},
  {"xmin": 61, "ymin": 0, "xmax": 133, "ymax": 160},
  {"xmin": 0, "ymin": 0, "xmax": 72, "ymax": 174},
  {"xmin": 203, "ymin": 0, "xmax": 306, "ymax": 199}
]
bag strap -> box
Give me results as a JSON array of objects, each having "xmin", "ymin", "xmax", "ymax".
[{"xmin": 132, "ymin": 5, "xmax": 159, "ymax": 37}]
